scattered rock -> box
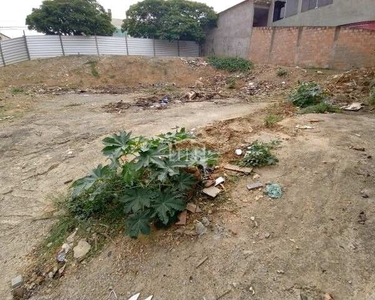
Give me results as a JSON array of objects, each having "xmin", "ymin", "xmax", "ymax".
[
  {"xmin": 195, "ymin": 221, "xmax": 207, "ymax": 236},
  {"xmin": 247, "ymin": 182, "xmax": 263, "ymax": 191},
  {"xmin": 73, "ymin": 240, "xmax": 91, "ymax": 260},
  {"xmin": 323, "ymin": 293, "xmax": 334, "ymax": 300},
  {"xmin": 360, "ymin": 190, "xmax": 370, "ymax": 198},
  {"xmin": 66, "ymin": 229, "xmax": 78, "ymax": 244},
  {"xmin": 201, "ymin": 217, "xmax": 210, "ymax": 227},
  {"xmin": 277, "ymin": 270, "xmax": 285, "ymax": 274},
  {"xmin": 350, "ymin": 146, "xmax": 365, "ymax": 152},
  {"xmin": 176, "ymin": 211, "xmax": 187, "ymax": 226},
  {"xmin": 253, "ymin": 174, "xmax": 261, "ymax": 180},
  {"xmin": 11, "ymin": 275, "xmax": 23, "ymax": 289},
  {"xmin": 186, "ymin": 203, "xmax": 202, "ymax": 213},
  {"xmin": 264, "ymin": 232, "xmax": 271, "ymax": 239},
  {"xmin": 358, "ymin": 212, "xmax": 367, "ymax": 225},
  {"xmin": 296, "ymin": 125, "xmax": 314, "ymax": 130},
  {"xmin": 223, "ymin": 164, "xmax": 253, "ymax": 175},
  {"xmin": 202, "ymin": 186, "xmax": 221, "ymax": 198}
]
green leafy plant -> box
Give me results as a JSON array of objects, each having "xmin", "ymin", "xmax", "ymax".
[
  {"xmin": 276, "ymin": 68, "xmax": 287, "ymax": 77},
  {"xmin": 369, "ymin": 87, "xmax": 375, "ymax": 106},
  {"xmin": 299, "ymin": 102, "xmax": 339, "ymax": 114},
  {"xmin": 264, "ymin": 114, "xmax": 282, "ymax": 128},
  {"xmin": 86, "ymin": 60, "xmax": 99, "ymax": 78},
  {"xmin": 69, "ymin": 128, "xmax": 218, "ymax": 238},
  {"xmin": 10, "ymin": 87, "xmax": 25, "ymax": 95},
  {"xmin": 239, "ymin": 141, "xmax": 279, "ymax": 167},
  {"xmin": 207, "ymin": 56, "xmax": 253, "ymax": 73},
  {"xmin": 289, "ymin": 82, "xmax": 327, "ymax": 108}
]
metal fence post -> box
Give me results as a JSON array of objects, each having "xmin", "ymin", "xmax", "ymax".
[
  {"xmin": 125, "ymin": 33, "xmax": 129, "ymax": 55},
  {"xmin": 23, "ymin": 31, "xmax": 31, "ymax": 61},
  {"xmin": 177, "ymin": 40, "xmax": 180, "ymax": 57},
  {"xmin": 95, "ymin": 35, "xmax": 100, "ymax": 56},
  {"xmin": 0, "ymin": 41, "xmax": 5, "ymax": 66},
  {"xmin": 153, "ymin": 39, "xmax": 156, "ymax": 57},
  {"xmin": 59, "ymin": 34, "xmax": 65, "ymax": 56}
]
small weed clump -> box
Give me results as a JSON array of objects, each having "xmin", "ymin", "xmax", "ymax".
[
  {"xmin": 69, "ymin": 128, "xmax": 218, "ymax": 238},
  {"xmin": 300, "ymin": 102, "xmax": 339, "ymax": 114},
  {"xmin": 264, "ymin": 114, "xmax": 282, "ymax": 128},
  {"xmin": 207, "ymin": 56, "xmax": 253, "ymax": 73},
  {"xmin": 10, "ymin": 87, "xmax": 25, "ymax": 95},
  {"xmin": 369, "ymin": 87, "xmax": 375, "ymax": 106},
  {"xmin": 289, "ymin": 82, "xmax": 338, "ymax": 114},
  {"xmin": 86, "ymin": 60, "xmax": 100, "ymax": 77},
  {"xmin": 276, "ymin": 68, "xmax": 287, "ymax": 77},
  {"xmin": 226, "ymin": 77, "xmax": 237, "ymax": 89},
  {"xmin": 239, "ymin": 141, "xmax": 279, "ymax": 167}
]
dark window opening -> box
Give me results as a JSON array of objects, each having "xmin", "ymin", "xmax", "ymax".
[
  {"xmin": 273, "ymin": 0, "xmax": 286, "ymax": 21},
  {"xmin": 254, "ymin": 8, "xmax": 270, "ymax": 27}
]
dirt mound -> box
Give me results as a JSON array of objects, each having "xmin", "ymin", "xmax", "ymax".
[
  {"xmin": 326, "ymin": 67, "xmax": 375, "ymax": 103},
  {"xmin": 0, "ymin": 56, "xmax": 217, "ymax": 89}
]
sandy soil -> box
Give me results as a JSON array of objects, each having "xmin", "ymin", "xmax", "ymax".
[
  {"xmin": 26, "ymin": 112, "xmax": 375, "ymax": 300},
  {"xmin": 0, "ymin": 92, "xmax": 266, "ymax": 299}
]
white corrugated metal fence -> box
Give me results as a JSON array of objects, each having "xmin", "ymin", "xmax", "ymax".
[{"xmin": 0, "ymin": 35, "xmax": 200, "ymax": 67}]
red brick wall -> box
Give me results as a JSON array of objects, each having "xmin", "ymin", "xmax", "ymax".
[
  {"xmin": 249, "ymin": 28, "xmax": 273, "ymax": 63},
  {"xmin": 270, "ymin": 27, "xmax": 299, "ymax": 65},
  {"xmin": 249, "ymin": 26, "xmax": 375, "ymax": 70}
]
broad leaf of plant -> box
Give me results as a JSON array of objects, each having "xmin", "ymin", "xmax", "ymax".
[
  {"xmin": 102, "ymin": 131, "xmax": 133, "ymax": 159},
  {"xmin": 172, "ymin": 172, "xmax": 198, "ymax": 192},
  {"xmin": 71, "ymin": 164, "xmax": 111, "ymax": 198},
  {"xmin": 188, "ymin": 149, "xmax": 218, "ymax": 168},
  {"xmin": 126, "ymin": 211, "xmax": 152, "ymax": 238},
  {"xmin": 122, "ymin": 161, "xmax": 142, "ymax": 186},
  {"xmin": 134, "ymin": 145, "xmax": 169, "ymax": 170},
  {"xmin": 153, "ymin": 156, "xmax": 189, "ymax": 182},
  {"xmin": 151, "ymin": 192, "xmax": 185, "ymax": 225},
  {"xmin": 120, "ymin": 187, "xmax": 154, "ymax": 214}
]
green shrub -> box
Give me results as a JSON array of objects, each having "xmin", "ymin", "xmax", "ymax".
[
  {"xmin": 239, "ymin": 141, "xmax": 279, "ymax": 167},
  {"xmin": 10, "ymin": 87, "xmax": 25, "ymax": 95},
  {"xmin": 299, "ymin": 102, "xmax": 339, "ymax": 114},
  {"xmin": 370, "ymin": 87, "xmax": 375, "ymax": 105},
  {"xmin": 264, "ymin": 114, "xmax": 282, "ymax": 127},
  {"xmin": 86, "ymin": 60, "xmax": 100, "ymax": 77},
  {"xmin": 276, "ymin": 68, "xmax": 287, "ymax": 77},
  {"xmin": 207, "ymin": 56, "xmax": 253, "ymax": 73},
  {"xmin": 69, "ymin": 129, "xmax": 218, "ymax": 238},
  {"xmin": 289, "ymin": 82, "xmax": 327, "ymax": 108}
]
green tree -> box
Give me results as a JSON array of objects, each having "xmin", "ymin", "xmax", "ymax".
[
  {"xmin": 122, "ymin": 0, "xmax": 217, "ymax": 43},
  {"xmin": 26, "ymin": 0, "xmax": 115, "ymax": 36}
]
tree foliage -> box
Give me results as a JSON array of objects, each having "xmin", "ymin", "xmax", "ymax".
[
  {"xmin": 122, "ymin": 0, "xmax": 217, "ymax": 43},
  {"xmin": 26, "ymin": 0, "xmax": 115, "ymax": 36}
]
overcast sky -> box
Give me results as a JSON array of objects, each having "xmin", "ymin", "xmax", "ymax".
[{"xmin": 0, "ymin": 0, "xmax": 244, "ymax": 38}]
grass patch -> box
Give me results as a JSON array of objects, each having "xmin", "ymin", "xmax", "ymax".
[
  {"xmin": 207, "ymin": 56, "xmax": 253, "ymax": 73},
  {"xmin": 85, "ymin": 60, "xmax": 100, "ymax": 78},
  {"xmin": 369, "ymin": 87, "xmax": 375, "ymax": 106},
  {"xmin": 239, "ymin": 140, "xmax": 280, "ymax": 168},
  {"xmin": 10, "ymin": 87, "xmax": 25, "ymax": 95},
  {"xmin": 264, "ymin": 113, "xmax": 282, "ymax": 127},
  {"xmin": 299, "ymin": 102, "xmax": 340, "ymax": 114},
  {"xmin": 276, "ymin": 68, "xmax": 287, "ymax": 77}
]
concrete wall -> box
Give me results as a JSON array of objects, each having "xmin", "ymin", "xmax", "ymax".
[
  {"xmin": 204, "ymin": 0, "xmax": 254, "ymax": 58},
  {"xmin": 271, "ymin": 0, "xmax": 375, "ymax": 27},
  {"xmin": 249, "ymin": 26, "xmax": 375, "ymax": 70}
]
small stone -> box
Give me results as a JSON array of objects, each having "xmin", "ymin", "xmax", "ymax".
[
  {"xmin": 323, "ymin": 294, "xmax": 333, "ymax": 300},
  {"xmin": 176, "ymin": 211, "xmax": 187, "ymax": 226},
  {"xmin": 265, "ymin": 232, "xmax": 270, "ymax": 239},
  {"xmin": 361, "ymin": 190, "xmax": 370, "ymax": 198},
  {"xmin": 195, "ymin": 221, "xmax": 207, "ymax": 236},
  {"xmin": 186, "ymin": 203, "xmax": 202, "ymax": 213},
  {"xmin": 73, "ymin": 240, "xmax": 91, "ymax": 260},
  {"xmin": 11, "ymin": 275, "xmax": 23, "ymax": 288},
  {"xmin": 247, "ymin": 182, "xmax": 263, "ymax": 191},
  {"xmin": 66, "ymin": 229, "xmax": 78, "ymax": 243},
  {"xmin": 277, "ymin": 270, "xmax": 285, "ymax": 274},
  {"xmin": 250, "ymin": 216, "xmax": 255, "ymax": 221},
  {"xmin": 235, "ymin": 149, "xmax": 243, "ymax": 156},
  {"xmin": 253, "ymin": 174, "xmax": 261, "ymax": 180},
  {"xmin": 202, "ymin": 186, "xmax": 221, "ymax": 198},
  {"xmin": 201, "ymin": 217, "xmax": 210, "ymax": 227}
]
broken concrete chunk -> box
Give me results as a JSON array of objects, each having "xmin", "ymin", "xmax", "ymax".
[
  {"xmin": 66, "ymin": 228, "xmax": 78, "ymax": 244},
  {"xmin": 343, "ymin": 102, "xmax": 363, "ymax": 111},
  {"xmin": 223, "ymin": 164, "xmax": 253, "ymax": 175},
  {"xmin": 186, "ymin": 203, "xmax": 202, "ymax": 213},
  {"xmin": 195, "ymin": 221, "xmax": 207, "ymax": 235},
  {"xmin": 215, "ymin": 177, "xmax": 225, "ymax": 186},
  {"xmin": 202, "ymin": 186, "xmax": 221, "ymax": 198},
  {"xmin": 247, "ymin": 182, "xmax": 263, "ymax": 191},
  {"xmin": 176, "ymin": 210, "xmax": 187, "ymax": 226},
  {"xmin": 11, "ymin": 275, "xmax": 23, "ymax": 289},
  {"xmin": 73, "ymin": 240, "xmax": 91, "ymax": 260}
]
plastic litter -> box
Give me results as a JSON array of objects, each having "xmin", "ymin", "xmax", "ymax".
[{"xmin": 265, "ymin": 183, "xmax": 282, "ymax": 199}]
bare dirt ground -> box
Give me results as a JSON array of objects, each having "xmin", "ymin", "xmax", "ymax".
[{"xmin": 1, "ymin": 56, "xmax": 374, "ymax": 300}]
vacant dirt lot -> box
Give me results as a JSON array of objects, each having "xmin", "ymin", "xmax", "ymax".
[{"xmin": 1, "ymin": 56, "xmax": 374, "ymax": 300}]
